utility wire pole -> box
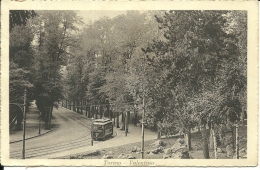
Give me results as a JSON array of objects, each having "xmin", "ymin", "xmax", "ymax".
[
  {"xmin": 141, "ymin": 55, "xmax": 146, "ymax": 159},
  {"xmin": 22, "ymin": 88, "xmax": 27, "ymax": 159},
  {"xmin": 141, "ymin": 91, "xmax": 145, "ymax": 159},
  {"xmin": 235, "ymin": 122, "xmax": 239, "ymax": 159}
]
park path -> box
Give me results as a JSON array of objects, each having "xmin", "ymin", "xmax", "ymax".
[
  {"xmin": 9, "ymin": 104, "xmax": 92, "ymax": 159},
  {"xmin": 10, "ymin": 101, "xmax": 51, "ymax": 143}
]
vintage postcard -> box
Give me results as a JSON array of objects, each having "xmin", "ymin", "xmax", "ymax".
[{"xmin": 1, "ymin": 0, "xmax": 258, "ymax": 167}]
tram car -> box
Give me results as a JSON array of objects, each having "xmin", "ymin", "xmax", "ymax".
[{"xmin": 91, "ymin": 118, "xmax": 113, "ymax": 140}]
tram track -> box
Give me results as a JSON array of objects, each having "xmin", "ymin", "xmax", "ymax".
[
  {"xmin": 10, "ymin": 137, "xmax": 93, "ymax": 158},
  {"xmin": 10, "ymin": 107, "xmax": 92, "ymax": 158}
]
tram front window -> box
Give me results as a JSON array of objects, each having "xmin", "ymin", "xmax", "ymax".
[{"xmin": 93, "ymin": 125, "xmax": 103, "ymax": 131}]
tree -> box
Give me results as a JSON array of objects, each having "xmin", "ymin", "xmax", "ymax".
[
  {"xmin": 9, "ymin": 10, "xmax": 36, "ymax": 32},
  {"xmin": 143, "ymin": 10, "xmax": 242, "ymax": 157},
  {"xmin": 190, "ymin": 11, "xmax": 246, "ymax": 158},
  {"xmin": 32, "ymin": 11, "xmax": 81, "ymax": 129},
  {"xmin": 74, "ymin": 11, "xmax": 160, "ymax": 123},
  {"xmin": 62, "ymin": 49, "xmax": 88, "ymax": 114},
  {"xmin": 99, "ymin": 11, "xmax": 159, "ymax": 114},
  {"xmin": 9, "ymin": 10, "xmax": 36, "ymax": 131},
  {"xmin": 226, "ymin": 11, "xmax": 247, "ymax": 125},
  {"xmin": 9, "ymin": 23, "xmax": 35, "ymax": 104}
]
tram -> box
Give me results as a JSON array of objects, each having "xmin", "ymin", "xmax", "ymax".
[{"xmin": 91, "ymin": 118, "xmax": 113, "ymax": 140}]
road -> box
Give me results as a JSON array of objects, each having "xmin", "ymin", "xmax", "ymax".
[
  {"xmin": 10, "ymin": 105, "xmax": 157, "ymax": 159},
  {"xmin": 10, "ymin": 107, "xmax": 94, "ymax": 159}
]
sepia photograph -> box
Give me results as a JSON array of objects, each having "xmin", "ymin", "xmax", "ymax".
[{"xmin": 1, "ymin": 0, "xmax": 258, "ymax": 167}]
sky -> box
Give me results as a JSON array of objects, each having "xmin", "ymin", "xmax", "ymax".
[{"xmin": 77, "ymin": 11, "xmax": 126, "ymax": 25}]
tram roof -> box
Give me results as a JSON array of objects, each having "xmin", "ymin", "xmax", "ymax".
[{"xmin": 93, "ymin": 118, "xmax": 112, "ymax": 125}]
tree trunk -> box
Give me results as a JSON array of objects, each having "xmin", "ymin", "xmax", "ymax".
[
  {"xmin": 121, "ymin": 112, "xmax": 125, "ymax": 130},
  {"xmin": 87, "ymin": 105, "xmax": 90, "ymax": 118},
  {"xmin": 46, "ymin": 105, "xmax": 53, "ymax": 130},
  {"xmin": 47, "ymin": 110, "xmax": 51, "ymax": 130},
  {"xmin": 100, "ymin": 106, "xmax": 103, "ymax": 118},
  {"xmin": 231, "ymin": 125, "xmax": 235, "ymax": 150},
  {"xmin": 103, "ymin": 106, "xmax": 105, "ymax": 118},
  {"xmin": 73, "ymin": 101, "xmax": 76, "ymax": 112},
  {"xmin": 75, "ymin": 101, "xmax": 78, "ymax": 112},
  {"xmin": 116, "ymin": 112, "xmax": 120, "ymax": 128},
  {"xmin": 241, "ymin": 106, "xmax": 244, "ymax": 126},
  {"xmin": 76, "ymin": 101, "xmax": 78, "ymax": 112},
  {"xmin": 77, "ymin": 101, "xmax": 80, "ymax": 113},
  {"xmin": 201, "ymin": 125, "xmax": 210, "ymax": 159},
  {"xmin": 157, "ymin": 129, "xmax": 161, "ymax": 139},
  {"xmin": 134, "ymin": 109, "xmax": 138, "ymax": 125},
  {"xmin": 101, "ymin": 106, "xmax": 103, "ymax": 118},
  {"xmin": 44, "ymin": 110, "xmax": 48, "ymax": 129},
  {"xmin": 80, "ymin": 100, "xmax": 83, "ymax": 114},
  {"xmin": 127, "ymin": 111, "xmax": 130, "ymax": 133},
  {"xmin": 98, "ymin": 106, "xmax": 100, "ymax": 119},
  {"xmin": 90, "ymin": 106, "xmax": 93, "ymax": 118},
  {"xmin": 185, "ymin": 128, "xmax": 192, "ymax": 151},
  {"xmin": 97, "ymin": 106, "xmax": 102, "ymax": 119},
  {"xmin": 85, "ymin": 105, "xmax": 88, "ymax": 117},
  {"xmin": 108, "ymin": 105, "xmax": 111, "ymax": 120},
  {"xmin": 89, "ymin": 106, "xmax": 91, "ymax": 118},
  {"xmin": 98, "ymin": 106, "xmax": 101, "ymax": 118},
  {"xmin": 50, "ymin": 105, "xmax": 53, "ymax": 124},
  {"xmin": 95, "ymin": 106, "xmax": 97, "ymax": 119},
  {"xmin": 89, "ymin": 105, "xmax": 92, "ymax": 118},
  {"xmin": 92, "ymin": 106, "xmax": 94, "ymax": 118},
  {"xmin": 209, "ymin": 127, "xmax": 214, "ymax": 150},
  {"xmin": 113, "ymin": 112, "xmax": 116, "ymax": 126},
  {"xmin": 74, "ymin": 101, "xmax": 78, "ymax": 113},
  {"xmin": 127, "ymin": 111, "xmax": 130, "ymax": 126},
  {"xmin": 212, "ymin": 125, "xmax": 218, "ymax": 159},
  {"xmin": 125, "ymin": 112, "xmax": 128, "ymax": 136}
]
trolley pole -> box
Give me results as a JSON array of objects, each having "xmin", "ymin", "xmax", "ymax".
[
  {"xmin": 141, "ymin": 93, "xmax": 145, "ymax": 159},
  {"xmin": 22, "ymin": 88, "xmax": 27, "ymax": 159}
]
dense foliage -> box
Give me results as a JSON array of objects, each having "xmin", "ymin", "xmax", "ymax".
[{"xmin": 10, "ymin": 10, "xmax": 246, "ymax": 157}]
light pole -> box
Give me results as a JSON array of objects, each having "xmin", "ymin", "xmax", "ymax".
[
  {"xmin": 91, "ymin": 117, "xmax": 94, "ymax": 146},
  {"xmin": 141, "ymin": 91, "xmax": 145, "ymax": 159},
  {"xmin": 22, "ymin": 88, "xmax": 27, "ymax": 159},
  {"xmin": 235, "ymin": 121, "xmax": 239, "ymax": 159},
  {"xmin": 141, "ymin": 54, "xmax": 146, "ymax": 159}
]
